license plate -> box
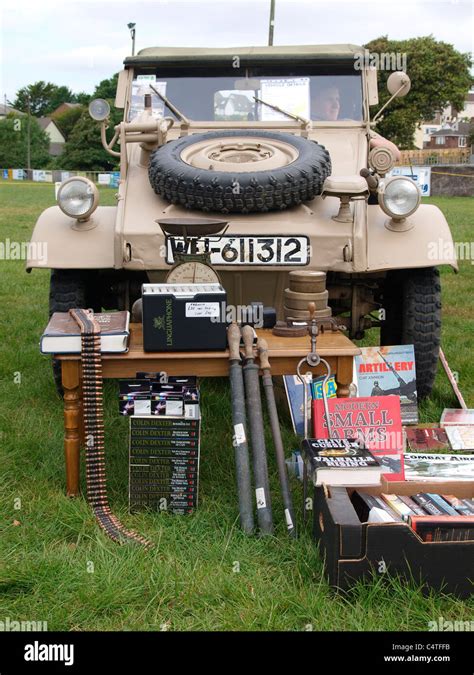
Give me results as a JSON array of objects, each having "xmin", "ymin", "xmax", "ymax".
[{"xmin": 165, "ymin": 235, "xmax": 310, "ymax": 266}]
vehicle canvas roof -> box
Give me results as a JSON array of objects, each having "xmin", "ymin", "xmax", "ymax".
[{"xmin": 124, "ymin": 44, "xmax": 363, "ymax": 67}]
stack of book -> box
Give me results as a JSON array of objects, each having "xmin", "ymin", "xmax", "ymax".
[{"xmin": 129, "ymin": 415, "xmax": 200, "ymax": 515}]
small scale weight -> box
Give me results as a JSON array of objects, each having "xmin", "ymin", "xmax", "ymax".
[
  {"xmin": 157, "ymin": 217, "xmax": 229, "ymax": 284},
  {"xmin": 273, "ymin": 302, "xmax": 345, "ymax": 337}
]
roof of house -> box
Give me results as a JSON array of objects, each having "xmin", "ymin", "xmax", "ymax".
[
  {"xmin": 0, "ymin": 103, "xmax": 23, "ymax": 116},
  {"xmin": 37, "ymin": 117, "xmax": 52, "ymax": 130},
  {"xmin": 430, "ymin": 127, "xmax": 468, "ymax": 137}
]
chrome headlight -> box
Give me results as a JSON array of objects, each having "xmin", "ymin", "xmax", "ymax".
[
  {"xmin": 57, "ymin": 177, "xmax": 99, "ymax": 220},
  {"xmin": 378, "ymin": 176, "xmax": 420, "ymax": 220}
]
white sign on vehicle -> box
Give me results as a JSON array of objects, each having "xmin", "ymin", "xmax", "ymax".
[
  {"xmin": 260, "ymin": 77, "xmax": 310, "ymax": 121},
  {"xmin": 166, "ymin": 235, "xmax": 310, "ymax": 266}
]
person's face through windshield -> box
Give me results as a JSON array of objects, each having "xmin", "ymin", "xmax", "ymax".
[{"xmin": 312, "ymin": 85, "xmax": 340, "ymax": 121}]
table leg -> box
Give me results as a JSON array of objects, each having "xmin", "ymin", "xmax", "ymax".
[
  {"xmin": 62, "ymin": 360, "xmax": 81, "ymax": 497},
  {"xmin": 336, "ymin": 355, "xmax": 353, "ymax": 398}
]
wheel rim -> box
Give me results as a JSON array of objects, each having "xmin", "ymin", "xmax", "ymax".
[{"xmin": 180, "ymin": 135, "xmax": 300, "ymax": 173}]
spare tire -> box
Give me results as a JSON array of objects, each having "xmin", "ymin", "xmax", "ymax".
[{"xmin": 148, "ymin": 130, "xmax": 331, "ymax": 213}]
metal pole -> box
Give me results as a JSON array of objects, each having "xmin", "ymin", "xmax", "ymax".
[
  {"xmin": 268, "ymin": 0, "xmax": 275, "ymax": 46},
  {"xmin": 258, "ymin": 337, "xmax": 296, "ymax": 537},
  {"xmin": 242, "ymin": 325, "xmax": 273, "ymax": 535},
  {"xmin": 227, "ymin": 323, "xmax": 255, "ymax": 534},
  {"xmin": 131, "ymin": 28, "xmax": 136, "ymax": 56},
  {"xmin": 27, "ymin": 94, "xmax": 31, "ymax": 173}
]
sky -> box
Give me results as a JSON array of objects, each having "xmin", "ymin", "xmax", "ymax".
[{"xmin": 0, "ymin": 0, "xmax": 473, "ymax": 102}]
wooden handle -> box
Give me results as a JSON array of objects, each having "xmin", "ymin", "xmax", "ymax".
[
  {"xmin": 257, "ymin": 337, "xmax": 270, "ymax": 371},
  {"xmin": 308, "ymin": 301, "xmax": 316, "ymax": 319},
  {"xmin": 241, "ymin": 325, "xmax": 255, "ymax": 360},
  {"xmin": 227, "ymin": 322, "xmax": 241, "ymax": 361}
]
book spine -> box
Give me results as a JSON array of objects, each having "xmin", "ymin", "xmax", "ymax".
[
  {"xmin": 411, "ymin": 493, "xmax": 444, "ymax": 516},
  {"xmin": 372, "ymin": 495, "xmax": 403, "ymax": 521},
  {"xmin": 381, "ymin": 493, "xmax": 413, "ymax": 519},
  {"xmin": 425, "ymin": 493, "xmax": 459, "ymax": 515},
  {"xmin": 462, "ymin": 499, "xmax": 474, "ymax": 514},
  {"xmin": 440, "ymin": 495, "xmax": 474, "ymax": 516},
  {"xmin": 398, "ymin": 494, "xmax": 427, "ymax": 516}
]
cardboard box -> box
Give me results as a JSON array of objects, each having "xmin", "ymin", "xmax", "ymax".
[{"xmin": 312, "ymin": 479, "xmax": 474, "ymax": 597}]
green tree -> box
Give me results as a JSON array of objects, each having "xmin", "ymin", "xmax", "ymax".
[
  {"xmin": 93, "ymin": 73, "xmax": 119, "ymax": 100},
  {"xmin": 0, "ymin": 114, "xmax": 50, "ymax": 168},
  {"xmin": 12, "ymin": 81, "xmax": 76, "ymax": 117},
  {"xmin": 364, "ymin": 36, "xmax": 472, "ymax": 149},
  {"xmin": 73, "ymin": 92, "xmax": 91, "ymax": 106},
  {"xmin": 52, "ymin": 106, "xmax": 84, "ymax": 140},
  {"xmin": 56, "ymin": 107, "xmax": 121, "ymax": 171}
]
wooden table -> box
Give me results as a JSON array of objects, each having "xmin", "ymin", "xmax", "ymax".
[{"xmin": 56, "ymin": 323, "xmax": 360, "ymax": 496}]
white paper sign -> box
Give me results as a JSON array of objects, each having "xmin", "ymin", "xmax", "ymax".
[{"xmin": 185, "ymin": 302, "xmax": 220, "ymax": 318}]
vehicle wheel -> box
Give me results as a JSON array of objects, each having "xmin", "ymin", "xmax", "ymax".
[
  {"xmin": 380, "ymin": 268, "xmax": 441, "ymax": 398},
  {"xmin": 148, "ymin": 130, "xmax": 331, "ymax": 213},
  {"xmin": 49, "ymin": 270, "xmax": 98, "ymax": 396}
]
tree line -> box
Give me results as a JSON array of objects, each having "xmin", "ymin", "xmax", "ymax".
[{"xmin": 1, "ymin": 36, "xmax": 472, "ymax": 171}]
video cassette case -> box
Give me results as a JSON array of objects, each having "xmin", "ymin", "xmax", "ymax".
[{"xmin": 129, "ymin": 413, "xmax": 201, "ymax": 514}]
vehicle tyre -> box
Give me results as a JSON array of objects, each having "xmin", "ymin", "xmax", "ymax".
[
  {"xmin": 148, "ymin": 130, "xmax": 331, "ymax": 213},
  {"xmin": 380, "ymin": 267, "xmax": 441, "ymax": 399},
  {"xmin": 49, "ymin": 270, "xmax": 98, "ymax": 396}
]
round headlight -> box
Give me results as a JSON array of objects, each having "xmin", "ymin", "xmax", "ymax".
[
  {"xmin": 88, "ymin": 98, "xmax": 111, "ymax": 121},
  {"xmin": 57, "ymin": 177, "xmax": 99, "ymax": 220},
  {"xmin": 378, "ymin": 176, "xmax": 420, "ymax": 220}
]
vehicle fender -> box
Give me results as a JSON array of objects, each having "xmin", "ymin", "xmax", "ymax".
[
  {"xmin": 26, "ymin": 206, "xmax": 117, "ymax": 270},
  {"xmin": 366, "ymin": 203, "xmax": 458, "ymax": 272}
]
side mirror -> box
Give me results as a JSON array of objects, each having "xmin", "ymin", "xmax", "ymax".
[
  {"xmin": 88, "ymin": 98, "xmax": 111, "ymax": 121},
  {"xmin": 387, "ymin": 71, "xmax": 411, "ymax": 98},
  {"xmin": 372, "ymin": 71, "xmax": 411, "ymax": 125}
]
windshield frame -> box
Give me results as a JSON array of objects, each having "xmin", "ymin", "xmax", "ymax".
[{"xmin": 125, "ymin": 61, "xmax": 368, "ymax": 124}]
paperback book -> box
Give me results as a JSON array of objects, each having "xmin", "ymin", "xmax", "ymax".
[
  {"xmin": 353, "ymin": 345, "xmax": 418, "ymax": 424},
  {"xmin": 440, "ymin": 409, "xmax": 474, "ymax": 426}
]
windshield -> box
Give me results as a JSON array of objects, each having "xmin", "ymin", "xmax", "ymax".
[{"xmin": 128, "ymin": 65, "xmax": 363, "ymax": 122}]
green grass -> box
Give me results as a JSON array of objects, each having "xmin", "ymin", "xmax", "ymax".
[{"xmin": 0, "ymin": 183, "xmax": 473, "ymax": 631}]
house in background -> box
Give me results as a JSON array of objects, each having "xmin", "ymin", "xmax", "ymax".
[
  {"xmin": 424, "ymin": 122, "xmax": 471, "ymax": 150},
  {"xmin": 413, "ymin": 89, "xmax": 474, "ymax": 149},
  {"xmin": 36, "ymin": 117, "xmax": 66, "ymax": 156}
]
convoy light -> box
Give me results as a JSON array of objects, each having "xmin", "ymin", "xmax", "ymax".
[
  {"xmin": 378, "ymin": 176, "xmax": 420, "ymax": 220},
  {"xmin": 57, "ymin": 177, "xmax": 99, "ymax": 220}
]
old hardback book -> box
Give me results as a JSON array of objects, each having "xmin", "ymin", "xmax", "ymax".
[
  {"xmin": 40, "ymin": 311, "xmax": 130, "ymax": 354},
  {"xmin": 301, "ymin": 438, "xmax": 383, "ymax": 487}
]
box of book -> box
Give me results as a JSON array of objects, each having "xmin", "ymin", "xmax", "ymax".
[{"xmin": 312, "ymin": 478, "xmax": 474, "ymax": 598}]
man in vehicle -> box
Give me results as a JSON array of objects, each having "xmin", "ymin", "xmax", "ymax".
[{"xmin": 312, "ymin": 82, "xmax": 401, "ymax": 159}]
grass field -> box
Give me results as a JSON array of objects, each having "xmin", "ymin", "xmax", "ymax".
[{"xmin": 0, "ymin": 182, "xmax": 472, "ymax": 631}]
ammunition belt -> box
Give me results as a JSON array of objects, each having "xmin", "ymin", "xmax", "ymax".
[{"xmin": 69, "ymin": 308, "xmax": 152, "ymax": 547}]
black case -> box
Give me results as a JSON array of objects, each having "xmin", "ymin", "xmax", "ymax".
[
  {"xmin": 142, "ymin": 283, "xmax": 227, "ymax": 351},
  {"xmin": 313, "ymin": 480, "xmax": 474, "ymax": 598}
]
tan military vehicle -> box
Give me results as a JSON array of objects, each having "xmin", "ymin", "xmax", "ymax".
[{"xmin": 27, "ymin": 45, "xmax": 457, "ymax": 396}]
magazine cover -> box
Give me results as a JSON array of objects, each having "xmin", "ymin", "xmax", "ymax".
[
  {"xmin": 404, "ymin": 453, "xmax": 474, "ymax": 481},
  {"xmin": 283, "ymin": 374, "xmax": 336, "ymax": 436},
  {"xmin": 445, "ymin": 426, "xmax": 474, "ymax": 452},
  {"xmin": 440, "ymin": 408, "xmax": 474, "ymax": 426},
  {"xmin": 405, "ymin": 426, "xmax": 451, "ymax": 452},
  {"xmin": 354, "ymin": 345, "xmax": 418, "ymax": 424}
]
